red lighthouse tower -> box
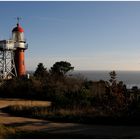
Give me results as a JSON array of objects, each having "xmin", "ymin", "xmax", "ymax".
[{"xmin": 12, "ymin": 18, "xmax": 27, "ymax": 77}]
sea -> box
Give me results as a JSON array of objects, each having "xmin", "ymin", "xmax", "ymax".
[
  {"xmin": 69, "ymin": 71, "xmax": 140, "ymax": 89},
  {"xmin": 28, "ymin": 70, "xmax": 140, "ymax": 89}
]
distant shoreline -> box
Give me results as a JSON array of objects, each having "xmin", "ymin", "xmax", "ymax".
[
  {"xmin": 69, "ymin": 70, "xmax": 140, "ymax": 89},
  {"xmin": 27, "ymin": 70, "xmax": 140, "ymax": 89}
]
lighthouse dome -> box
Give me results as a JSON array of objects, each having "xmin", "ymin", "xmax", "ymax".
[
  {"xmin": 12, "ymin": 23, "xmax": 24, "ymax": 33},
  {"xmin": 12, "ymin": 23, "xmax": 25, "ymax": 43}
]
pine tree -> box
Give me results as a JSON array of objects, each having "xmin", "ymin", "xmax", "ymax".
[{"xmin": 34, "ymin": 63, "xmax": 48, "ymax": 78}]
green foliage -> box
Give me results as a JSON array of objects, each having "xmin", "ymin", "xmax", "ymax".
[
  {"xmin": 34, "ymin": 63, "xmax": 48, "ymax": 78},
  {"xmin": 109, "ymin": 70, "xmax": 117, "ymax": 86},
  {"xmin": 106, "ymin": 71, "xmax": 129, "ymax": 112},
  {"xmin": 0, "ymin": 63, "xmax": 137, "ymax": 120},
  {"xmin": 50, "ymin": 61, "xmax": 74, "ymax": 77}
]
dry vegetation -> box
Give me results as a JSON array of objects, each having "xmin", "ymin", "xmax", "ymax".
[
  {"xmin": 0, "ymin": 98, "xmax": 51, "ymax": 109},
  {"xmin": 0, "ymin": 125, "xmax": 17, "ymax": 138},
  {"xmin": 0, "ymin": 62, "xmax": 140, "ymax": 125}
]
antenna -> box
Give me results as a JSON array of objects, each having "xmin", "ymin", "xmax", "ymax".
[
  {"xmin": 17, "ymin": 17, "xmax": 22, "ymax": 24},
  {"xmin": 14, "ymin": 17, "xmax": 22, "ymax": 24}
]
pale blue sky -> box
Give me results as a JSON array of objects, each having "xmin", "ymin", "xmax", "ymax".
[{"xmin": 0, "ymin": 1, "xmax": 140, "ymax": 71}]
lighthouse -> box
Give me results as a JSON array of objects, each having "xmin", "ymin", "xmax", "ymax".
[
  {"xmin": 0, "ymin": 18, "xmax": 28, "ymax": 79},
  {"xmin": 12, "ymin": 19, "xmax": 28, "ymax": 77}
]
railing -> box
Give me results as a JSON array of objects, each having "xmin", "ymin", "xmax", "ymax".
[{"xmin": 25, "ymin": 44, "xmax": 28, "ymax": 49}]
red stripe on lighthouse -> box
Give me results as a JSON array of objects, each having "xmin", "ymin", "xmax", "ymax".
[{"xmin": 15, "ymin": 49, "xmax": 26, "ymax": 77}]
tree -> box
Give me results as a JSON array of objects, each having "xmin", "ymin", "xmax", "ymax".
[
  {"xmin": 50, "ymin": 61, "xmax": 74, "ymax": 77},
  {"xmin": 108, "ymin": 71, "xmax": 118, "ymax": 95},
  {"xmin": 34, "ymin": 63, "xmax": 48, "ymax": 78},
  {"xmin": 108, "ymin": 71, "xmax": 127, "ymax": 110},
  {"xmin": 109, "ymin": 70, "xmax": 117, "ymax": 86}
]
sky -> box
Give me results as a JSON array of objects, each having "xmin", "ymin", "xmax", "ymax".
[{"xmin": 0, "ymin": 1, "xmax": 140, "ymax": 71}]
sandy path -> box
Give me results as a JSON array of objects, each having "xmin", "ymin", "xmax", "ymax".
[{"xmin": 0, "ymin": 98, "xmax": 140, "ymax": 138}]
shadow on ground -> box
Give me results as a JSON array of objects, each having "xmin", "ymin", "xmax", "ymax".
[{"xmin": 4, "ymin": 120, "xmax": 140, "ymax": 139}]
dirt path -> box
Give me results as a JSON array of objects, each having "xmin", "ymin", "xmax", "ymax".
[{"xmin": 0, "ymin": 98, "xmax": 140, "ymax": 138}]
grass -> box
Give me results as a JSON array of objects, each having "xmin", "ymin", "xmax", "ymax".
[
  {"xmin": 1, "ymin": 105, "xmax": 108, "ymax": 122},
  {"xmin": 0, "ymin": 98, "xmax": 51, "ymax": 108},
  {"xmin": 0, "ymin": 125, "xmax": 81, "ymax": 139},
  {"xmin": 2, "ymin": 104, "xmax": 140, "ymax": 125},
  {"xmin": 0, "ymin": 125, "xmax": 17, "ymax": 138}
]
